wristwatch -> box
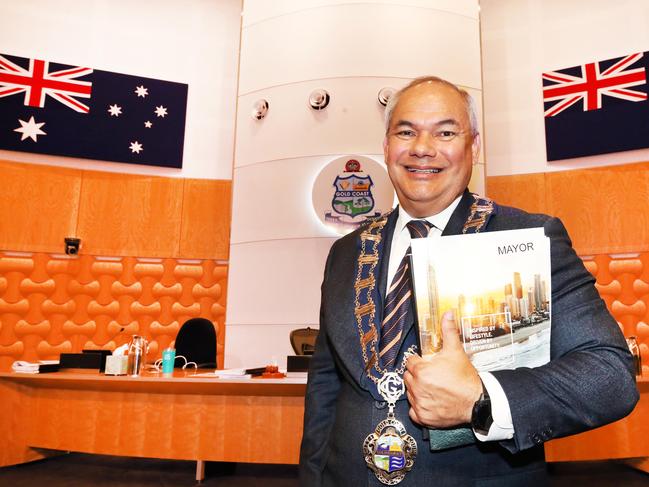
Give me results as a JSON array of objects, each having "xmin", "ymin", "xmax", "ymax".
[{"xmin": 471, "ymin": 380, "xmax": 493, "ymax": 436}]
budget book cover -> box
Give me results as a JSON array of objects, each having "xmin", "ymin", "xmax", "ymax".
[{"xmin": 410, "ymin": 227, "xmax": 552, "ymax": 371}]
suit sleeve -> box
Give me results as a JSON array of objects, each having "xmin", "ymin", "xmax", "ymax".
[
  {"xmin": 491, "ymin": 217, "xmax": 639, "ymax": 453},
  {"xmin": 298, "ymin": 245, "xmax": 342, "ymax": 486}
]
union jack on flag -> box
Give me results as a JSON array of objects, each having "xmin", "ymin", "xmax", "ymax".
[
  {"xmin": 543, "ymin": 51, "xmax": 649, "ymax": 161},
  {"xmin": 0, "ymin": 54, "xmax": 93, "ymax": 113},
  {"xmin": 0, "ymin": 52, "xmax": 187, "ymax": 168},
  {"xmin": 543, "ymin": 52, "xmax": 647, "ymax": 117}
]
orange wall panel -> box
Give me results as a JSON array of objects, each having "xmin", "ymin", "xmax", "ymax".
[
  {"xmin": 0, "ymin": 160, "xmax": 82, "ymax": 253},
  {"xmin": 77, "ymin": 171, "xmax": 184, "ymax": 257},
  {"xmin": 486, "ymin": 161, "xmax": 649, "ymax": 256},
  {"xmin": 546, "ymin": 162, "xmax": 649, "ymax": 255},
  {"xmin": 0, "ymin": 251, "xmax": 227, "ymax": 371},
  {"xmin": 485, "ymin": 173, "xmax": 547, "ymax": 215},
  {"xmin": 0, "ymin": 160, "xmax": 233, "ymax": 260},
  {"xmin": 180, "ymin": 179, "xmax": 232, "ymax": 260},
  {"xmin": 0, "ymin": 159, "xmax": 233, "ymax": 372}
]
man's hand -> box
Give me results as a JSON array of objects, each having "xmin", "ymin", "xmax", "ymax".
[{"xmin": 404, "ymin": 311, "xmax": 483, "ymax": 428}]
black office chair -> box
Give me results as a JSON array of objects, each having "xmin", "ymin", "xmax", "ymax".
[
  {"xmin": 290, "ymin": 327, "xmax": 319, "ymax": 355},
  {"xmin": 174, "ymin": 317, "xmax": 217, "ymax": 369}
]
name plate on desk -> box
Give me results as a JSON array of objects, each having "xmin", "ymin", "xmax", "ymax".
[{"xmin": 104, "ymin": 355, "xmax": 128, "ymax": 375}]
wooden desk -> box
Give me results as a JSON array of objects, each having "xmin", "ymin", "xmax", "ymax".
[
  {"xmin": 1, "ymin": 370, "xmax": 647, "ymax": 474},
  {"xmin": 0, "ymin": 370, "xmax": 306, "ymax": 472}
]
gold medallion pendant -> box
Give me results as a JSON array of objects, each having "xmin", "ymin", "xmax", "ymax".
[
  {"xmin": 363, "ymin": 416, "xmax": 417, "ymax": 485},
  {"xmin": 362, "ymin": 371, "xmax": 417, "ymax": 485}
]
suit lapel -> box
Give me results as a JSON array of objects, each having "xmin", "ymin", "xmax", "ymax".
[{"xmin": 442, "ymin": 189, "xmax": 475, "ymax": 236}]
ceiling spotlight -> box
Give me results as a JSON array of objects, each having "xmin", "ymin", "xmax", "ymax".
[
  {"xmin": 377, "ymin": 87, "xmax": 396, "ymax": 107},
  {"xmin": 309, "ymin": 89, "xmax": 330, "ymax": 110},
  {"xmin": 252, "ymin": 99, "xmax": 269, "ymax": 120}
]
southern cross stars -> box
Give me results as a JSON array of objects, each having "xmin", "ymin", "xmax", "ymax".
[
  {"xmin": 105, "ymin": 86, "xmax": 171, "ymax": 158},
  {"xmin": 129, "ymin": 141, "xmax": 143, "ymax": 154},
  {"xmin": 14, "ymin": 116, "xmax": 46, "ymax": 142},
  {"xmin": 135, "ymin": 85, "xmax": 148, "ymax": 97},
  {"xmin": 108, "ymin": 104, "xmax": 122, "ymax": 116}
]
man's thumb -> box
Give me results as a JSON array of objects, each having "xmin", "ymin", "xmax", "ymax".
[{"xmin": 441, "ymin": 310, "xmax": 462, "ymax": 350}]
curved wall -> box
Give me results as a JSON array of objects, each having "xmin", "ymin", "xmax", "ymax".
[{"xmin": 226, "ymin": 0, "xmax": 483, "ymax": 367}]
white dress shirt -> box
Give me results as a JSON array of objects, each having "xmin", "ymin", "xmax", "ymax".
[{"xmin": 387, "ymin": 197, "xmax": 514, "ymax": 441}]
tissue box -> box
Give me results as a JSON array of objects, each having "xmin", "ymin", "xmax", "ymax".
[{"xmin": 104, "ymin": 355, "xmax": 128, "ymax": 375}]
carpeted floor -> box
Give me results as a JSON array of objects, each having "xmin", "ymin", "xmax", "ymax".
[{"xmin": 0, "ymin": 453, "xmax": 647, "ymax": 486}]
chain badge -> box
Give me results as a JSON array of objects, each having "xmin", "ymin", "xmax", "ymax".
[{"xmin": 363, "ymin": 372, "xmax": 417, "ymax": 485}]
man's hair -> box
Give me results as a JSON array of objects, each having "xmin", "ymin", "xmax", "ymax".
[{"xmin": 384, "ymin": 76, "xmax": 478, "ymax": 136}]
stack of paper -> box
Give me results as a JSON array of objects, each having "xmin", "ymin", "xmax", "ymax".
[
  {"xmin": 12, "ymin": 360, "xmax": 60, "ymax": 373},
  {"xmin": 213, "ymin": 368, "xmax": 251, "ymax": 378},
  {"xmin": 286, "ymin": 371, "xmax": 308, "ymax": 379}
]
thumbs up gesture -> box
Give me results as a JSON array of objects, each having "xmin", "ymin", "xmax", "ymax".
[{"xmin": 404, "ymin": 311, "xmax": 483, "ymax": 428}]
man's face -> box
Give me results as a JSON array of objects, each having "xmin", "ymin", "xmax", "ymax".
[{"xmin": 383, "ymin": 82, "xmax": 480, "ymax": 217}]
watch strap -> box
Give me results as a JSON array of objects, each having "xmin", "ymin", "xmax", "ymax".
[{"xmin": 471, "ymin": 379, "xmax": 493, "ymax": 436}]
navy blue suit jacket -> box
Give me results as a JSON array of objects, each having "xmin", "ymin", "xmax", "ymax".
[{"xmin": 299, "ymin": 190, "xmax": 638, "ymax": 486}]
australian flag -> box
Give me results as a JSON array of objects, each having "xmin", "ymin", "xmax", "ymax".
[
  {"xmin": 543, "ymin": 51, "xmax": 649, "ymax": 161},
  {"xmin": 0, "ymin": 53, "xmax": 187, "ymax": 168}
]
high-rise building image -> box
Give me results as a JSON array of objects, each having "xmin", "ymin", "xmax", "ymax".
[
  {"xmin": 527, "ymin": 287, "xmax": 535, "ymax": 312},
  {"xmin": 534, "ymin": 274, "xmax": 543, "ymax": 311},
  {"xmin": 513, "ymin": 272, "xmax": 523, "ymax": 299}
]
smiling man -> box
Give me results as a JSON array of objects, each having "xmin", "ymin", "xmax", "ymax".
[
  {"xmin": 384, "ymin": 79, "xmax": 479, "ymax": 218},
  {"xmin": 299, "ymin": 76, "xmax": 638, "ymax": 487}
]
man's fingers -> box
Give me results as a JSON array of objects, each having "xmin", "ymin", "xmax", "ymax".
[
  {"xmin": 409, "ymin": 406, "xmax": 420, "ymax": 425},
  {"xmin": 440, "ymin": 310, "xmax": 463, "ymax": 350},
  {"xmin": 406, "ymin": 352, "xmax": 423, "ymax": 372}
]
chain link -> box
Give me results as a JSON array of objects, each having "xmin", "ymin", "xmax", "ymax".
[{"xmin": 353, "ymin": 215, "xmax": 416, "ymax": 386}]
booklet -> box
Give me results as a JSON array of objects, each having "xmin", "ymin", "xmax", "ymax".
[
  {"xmin": 12, "ymin": 360, "xmax": 60, "ymax": 374},
  {"xmin": 410, "ymin": 227, "xmax": 552, "ymax": 371}
]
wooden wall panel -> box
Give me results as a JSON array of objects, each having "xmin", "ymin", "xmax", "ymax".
[
  {"xmin": 77, "ymin": 172, "xmax": 184, "ymax": 257},
  {"xmin": 486, "ymin": 161, "xmax": 649, "ymax": 255},
  {"xmin": 0, "ymin": 160, "xmax": 233, "ymax": 259},
  {"xmin": 0, "ymin": 160, "xmax": 82, "ymax": 253},
  {"xmin": 485, "ymin": 173, "xmax": 547, "ymax": 215},
  {"xmin": 545, "ymin": 162, "xmax": 649, "ymax": 255},
  {"xmin": 180, "ymin": 179, "xmax": 232, "ymax": 260}
]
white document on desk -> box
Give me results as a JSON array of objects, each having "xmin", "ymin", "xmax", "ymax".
[{"xmin": 192, "ymin": 369, "xmax": 252, "ymax": 378}]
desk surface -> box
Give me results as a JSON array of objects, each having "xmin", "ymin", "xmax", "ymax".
[{"xmin": 0, "ymin": 370, "xmax": 307, "ymax": 396}]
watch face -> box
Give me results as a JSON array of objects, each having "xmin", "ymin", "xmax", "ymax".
[{"xmin": 472, "ymin": 395, "xmax": 493, "ymax": 435}]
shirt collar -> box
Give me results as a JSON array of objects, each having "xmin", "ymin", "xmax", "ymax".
[{"xmin": 395, "ymin": 194, "xmax": 463, "ymax": 235}]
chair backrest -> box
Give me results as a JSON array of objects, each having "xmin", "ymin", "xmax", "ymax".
[
  {"xmin": 174, "ymin": 318, "xmax": 217, "ymax": 368},
  {"xmin": 290, "ymin": 327, "xmax": 319, "ymax": 355}
]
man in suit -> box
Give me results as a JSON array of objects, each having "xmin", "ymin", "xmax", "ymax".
[{"xmin": 299, "ymin": 76, "xmax": 639, "ymax": 486}]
